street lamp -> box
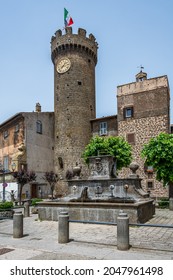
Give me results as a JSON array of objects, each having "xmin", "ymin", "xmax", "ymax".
[
  {"xmin": 0, "ymin": 162, "xmax": 7, "ymax": 202},
  {"xmin": 0, "ymin": 162, "xmax": 16, "ymax": 202},
  {"xmin": 10, "ymin": 162, "xmax": 16, "ymax": 202}
]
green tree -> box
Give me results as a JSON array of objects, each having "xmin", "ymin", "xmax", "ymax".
[
  {"xmin": 43, "ymin": 171, "xmax": 58, "ymax": 200},
  {"xmin": 141, "ymin": 133, "xmax": 173, "ymax": 190},
  {"xmin": 13, "ymin": 170, "xmax": 36, "ymax": 205},
  {"xmin": 82, "ymin": 136, "xmax": 132, "ymax": 171}
]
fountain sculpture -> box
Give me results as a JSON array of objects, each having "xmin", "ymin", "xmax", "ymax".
[{"xmin": 38, "ymin": 156, "xmax": 155, "ymax": 223}]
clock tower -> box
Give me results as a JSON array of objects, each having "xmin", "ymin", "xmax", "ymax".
[{"xmin": 51, "ymin": 27, "xmax": 98, "ymax": 192}]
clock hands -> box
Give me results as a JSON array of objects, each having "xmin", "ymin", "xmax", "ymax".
[{"xmin": 56, "ymin": 58, "xmax": 71, "ymax": 73}]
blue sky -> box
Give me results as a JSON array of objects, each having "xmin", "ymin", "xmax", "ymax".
[{"xmin": 0, "ymin": 0, "xmax": 173, "ymax": 124}]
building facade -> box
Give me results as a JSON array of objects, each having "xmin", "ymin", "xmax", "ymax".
[
  {"xmin": 91, "ymin": 115, "xmax": 118, "ymax": 137},
  {"xmin": 89, "ymin": 73, "xmax": 170, "ymax": 197},
  {"xmin": 0, "ymin": 27, "xmax": 172, "ymax": 199},
  {"xmin": 117, "ymin": 73, "xmax": 170, "ymax": 197},
  {"xmin": 0, "ymin": 104, "xmax": 54, "ymax": 199}
]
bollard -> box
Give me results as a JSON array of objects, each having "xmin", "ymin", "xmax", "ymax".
[
  {"xmin": 117, "ymin": 210, "xmax": 129, "ymax": 250},
  {"xmin": 169, "ymin": 198, "xmax": 173, "ymax": 211},
  {"xmin": 58, "ymin": 211, "xmax": 69, "ymax": 243},
  {"xmin": 13, "ymin": 212, "xmax": 23, "ymax": 238},
  {"xmin": 24, "ymin": 201, "xmax": 30, "ymax": 217}
]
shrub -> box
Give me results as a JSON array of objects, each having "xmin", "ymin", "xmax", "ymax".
[
  {"xmin": 0, "ymin": 201, "xmax": 13, "ymax": 210},
  {"xmin": 31, "ymin": 198, "xmax": 43, "ymax": 206},
  {"xmin": 158, "ymin": 198, "xmax": 169, "ymax": 209}
]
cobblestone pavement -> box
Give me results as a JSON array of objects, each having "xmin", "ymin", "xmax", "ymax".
[{"xmin": 0, "ymin": 208, "xmax": 173, "ymax": 260}]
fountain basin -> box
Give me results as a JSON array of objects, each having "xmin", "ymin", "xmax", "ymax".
[
  {"xmin": 37, "ymin": 199, "xmax": 155, "ymax": 224},
  {"xmin": 37, "ymin": 157, "xmax": 155, "ymax": 224}
]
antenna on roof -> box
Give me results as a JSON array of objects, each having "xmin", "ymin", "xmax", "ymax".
[
  {"xmin": 136, "ymin": 65, "xmax": 147, "ymax": 81},
  {"xmin": 137, "ymin": 65, "xmax": 144, "ymax": 72}
]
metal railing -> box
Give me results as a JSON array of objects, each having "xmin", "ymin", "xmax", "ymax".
[
  {"xmin": 58, "ymin": 210, "xmax": 173, "ymax": 251},
  {"xmin": 69, "ymin": 219, "xmax": 173, "ymax": 228}
]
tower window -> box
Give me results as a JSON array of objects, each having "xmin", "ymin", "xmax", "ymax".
[
  {"xmin": 147, "ymin": 180, "xmax": 154, "ymax": 189},
  {"xmin": 78, "ymin": 81, "xmax": 82, "ymax": 85},
  {"xmin": 100, "ymin": 122, "xmax": 107, "ymax": 136},
  {"xmin": 36, "ymin": 120, "xmax": 42, "ymax": 134},
  {"xmin": 3, "ymin": 130, "xmax": 8, "ymax": 139},
  {"xmin": 15, "ymin": 124, "xmax": 19, "ymax": 132},
  {"xmin": 124, "ymin": 107, "xmax": 134, "ymax": 119}
]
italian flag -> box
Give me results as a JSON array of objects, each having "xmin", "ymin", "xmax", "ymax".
[{"xmin": 64, "ymin": 8, "xmax": 74, "ymax": 27}]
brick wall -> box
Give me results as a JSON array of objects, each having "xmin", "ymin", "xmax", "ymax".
[{"xmin": 118, "ymin": 115, "xmax": 169, "ymax": 197}]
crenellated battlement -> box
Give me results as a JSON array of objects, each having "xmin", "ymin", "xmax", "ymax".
[
  {"xmin": 117, "ymin": 75, "xmax": 169, "ymax": 96},
  {"xmin": 51, "ymin": 27, "xmax": 98, "ymax": 64}
]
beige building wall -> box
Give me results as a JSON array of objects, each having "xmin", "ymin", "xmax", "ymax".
[
  {"xmin": 24, "ymin": 112, "xmax": 54, "ymax": 173},
  {"xmin": 0, "ymin": 114, "xmax": 25, "ymax": 172},
  {"xmin": 0, "ymin": 110, "xmax": 55, "ymax": 198}
]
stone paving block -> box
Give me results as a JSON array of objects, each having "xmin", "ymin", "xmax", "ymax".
[{"xmin": 0, "ymin": 208, "xmax": 173, "ymax": 259}]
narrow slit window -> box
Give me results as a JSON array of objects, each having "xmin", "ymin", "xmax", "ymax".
[{"xmin": 36, "ymin": 120, "xmax": 42, "ymax": 134}]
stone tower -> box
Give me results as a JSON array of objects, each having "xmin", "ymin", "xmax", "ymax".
[
  {"xmin": 117, "ymin": 70, "xmax": 170, "ymax": 197},
  {"xmin": 51, "ymin": 27, "xmax": 98, "ymax": 191}
]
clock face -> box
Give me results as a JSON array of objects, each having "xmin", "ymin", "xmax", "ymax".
[{"xmin": 56, "ymin": 58, "xmax": 71, "ymax": 73}]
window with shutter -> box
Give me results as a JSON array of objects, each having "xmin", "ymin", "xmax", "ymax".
[
  {"xmin": 126, "ymin": 133, "xmax": 135, "ymax": 144},
  {"xmin": 123, "ymin": 107, "xmax": 134, "ymax": 119},
  {"xmin": 99, "ymin": 122, "xmax": 107, "ymax": 136}
]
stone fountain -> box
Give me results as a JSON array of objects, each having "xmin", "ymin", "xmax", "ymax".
[{"xmin": 38, "ymin": 156, "xmax": 155, "ymax": 223}]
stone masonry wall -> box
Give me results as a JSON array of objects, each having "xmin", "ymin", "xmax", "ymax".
[
  {"xmin": 52, "ymin": 28, "xmax": 98, "ymax": 194},
  {"xmin": 118, "ymin": 115, "xmax": 169, "ymax": 198}
]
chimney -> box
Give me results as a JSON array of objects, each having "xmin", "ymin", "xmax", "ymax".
[{"xmin": 35, "ymin": 103, "xmax": 41, "ymax": 112}]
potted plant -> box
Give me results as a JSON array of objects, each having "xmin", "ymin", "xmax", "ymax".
[{"xmin": 0, "ymin": 201, "xmax": 14, "ymax": 219}]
